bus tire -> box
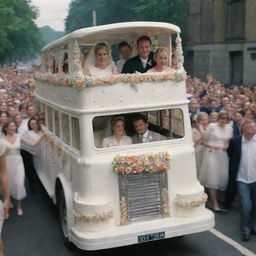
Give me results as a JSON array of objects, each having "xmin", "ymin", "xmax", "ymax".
[{"xmin": 57, "ymin": 188, "xmax": 75, "ymax": 250}]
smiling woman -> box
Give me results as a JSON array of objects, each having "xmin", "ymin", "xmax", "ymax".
[
  {"xmin": 102, "ymin": 116, "xmax": 132, "ymax": 148},
  {"xmin": 83, "ymin": 42, "xmax": 118, "ymax": 78}
]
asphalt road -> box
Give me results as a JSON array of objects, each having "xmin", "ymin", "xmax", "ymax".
[{"xmin": 3, "ymin": 183, "xmax": 256, "ymax": 256}]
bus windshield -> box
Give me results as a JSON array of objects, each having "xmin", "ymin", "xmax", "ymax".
[{"xmin": 93, "ymin": 108, "xmax": 184, "ymax": 148}]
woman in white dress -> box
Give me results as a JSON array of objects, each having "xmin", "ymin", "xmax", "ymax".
[
  {"xmin": 83, "ymin": 42, "xmax": 118, "ymax": 78},
  {"xmin": 0, "ymin": 141, "xmax": 9, "ymax": 256},
  {"xmin": 199, "ymin": 111, "xmax": 233, "ymax": 212},
  {"xmin": 146, "ymin": 47, "xmax": 173, "ymax": 73},
  {"xmin": 192, "ymin": 112, "xmax": 209, "ymax": 178},
  {"xmin": 1, "ymin": 120, "xmax": 42, "ymax": 216},
  {"xmin": 102, "ymin": 116, "xmax": 132, "ymax": 148}
]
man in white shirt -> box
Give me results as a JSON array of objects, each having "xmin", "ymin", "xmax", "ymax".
[
  {"xmin": 226, "ymin": 120, "xmax": 256, "ymax": 241},
  {"xmin": 18, "ymin": 104, "xmax": 38, "ymax": 135}
]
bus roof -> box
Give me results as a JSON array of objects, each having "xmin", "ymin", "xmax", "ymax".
[{"xmin": 42, "ymin": 21, "xmax": 181, "ymax": 51}]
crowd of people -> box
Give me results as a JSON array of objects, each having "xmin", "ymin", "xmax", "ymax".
[
  {"xmin": 188, "ymin": 74, "xmax": 256, "ymax": 241},
  {"xmin": 0, "ymin": 68, "xmax": 44, "ymax": 254}
]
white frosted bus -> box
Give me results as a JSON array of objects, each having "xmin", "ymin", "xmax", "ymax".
[{"xmin": 35, "ymin": 21, "xmax": 214, "ymax": 251}]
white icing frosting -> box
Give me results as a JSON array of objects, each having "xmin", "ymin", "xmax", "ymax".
[
  {"xmin": 174, "ymin": 184, "xmax": 206, "ymax": 218},
  {"xmin": 73, "ymin": 193, "xmax": 113, "ymax": 232},
  {"xmin": 175, "ymin": 183, "xmax": 204, "ymax": 203}
]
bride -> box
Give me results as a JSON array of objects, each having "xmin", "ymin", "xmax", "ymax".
[
  {"xmin": 83, "ymin": 42, "xmax": 118, "ymax": 78},
  {"xmin": 146, "ymin": 47, "xmax": 173, "ymax": 73}
]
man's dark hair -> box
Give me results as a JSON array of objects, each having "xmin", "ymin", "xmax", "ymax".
[
  {"xmin": 132, "ymin": 114, "xmax": 148, "ymax": 124},
  {"xmin": 137, "ymin": 36, "xmax": 152, "ymax": 46},
  {"xmin": 118, "ymin": 41, "xmax": 131, "ymax": 51}
]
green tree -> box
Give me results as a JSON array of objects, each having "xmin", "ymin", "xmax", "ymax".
[
  {"xmin": 65, "ymin": 0, "xmax": 187, "ymax": 33},
  {"xmin": 0, "ymin": 0, "xmax": 42, "ymax": 65},
  {"xmin": 65, "ymin": 0, "xmax": 105, "ymax": 33},
  {"xmin": 133, "ymin": 0, "xmax": 187, "ymax": 31},
  {"xmin": 40, "ymin": 26, "xmax": 65, "ymax": 46}
]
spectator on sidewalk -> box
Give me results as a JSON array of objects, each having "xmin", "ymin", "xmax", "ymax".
[{"xmin": 226, "ymin": 120, "xmax": 256, "ymax": 241}]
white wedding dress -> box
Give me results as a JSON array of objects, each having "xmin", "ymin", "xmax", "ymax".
[
  {"xmin": 199, "ymin": 123, "xmax": 232, "ymax": 191},
  {"xmin": 2, "ymin": 135, "xmax": 26, "ymax": 200},
  {"xmin": 84, "ymin": 43, "xmax": 117, "ymax": 78},
  {"xmin": 87, "ymin": 64, "xmax": 114, "ymax": 78},
  {"xmin": 102, "ymin": 135, "xmax": 132, "ymax": 148}
]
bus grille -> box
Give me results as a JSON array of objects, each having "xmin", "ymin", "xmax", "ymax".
[{"xmin": 119, "ymin": 172, "xmax": 168, "ymax": 223}]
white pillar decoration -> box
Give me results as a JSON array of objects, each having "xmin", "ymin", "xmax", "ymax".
[
  {"xmin": 175, "ymin": 33, "xmax": 185, "ymax": 71},
  {"xmin": 70, "ymin": 40, "xmax": 85, "ymax": 87},
  {"xmin": 58, "ymin": 46, "xmax": 64, "ymax": 73},
  {"xmin": 47, "ymin": 53, "xmax": 54, "ymax": 73}
]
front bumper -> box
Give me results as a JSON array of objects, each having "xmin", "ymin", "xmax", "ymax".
[{"xmin": 70, "ymin": 209, "xmax": 214, "ymax": 251}]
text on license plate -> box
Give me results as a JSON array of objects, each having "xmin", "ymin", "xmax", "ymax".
[{"xmin": 138, "ymin": 231, "xmax": 165, "ymax": 243}]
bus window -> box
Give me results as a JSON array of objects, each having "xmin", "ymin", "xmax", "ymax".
[
  {"xmin": 72, "ymin": 117, "xmax": 80, "ymax": 150},
  {"xmin": 147, "ymin": 111, "xmax": 159, "ymax": 125},
  {"xmin": 47, "ymin": 106, "xmax": 53, "ymax": 132},
  {"xmin": 161, "ymin": 110, "xmax": 170, "ymax": 130},
  {"xmin": 61, "ymin": 113, "xmax": 70, "ymax": 145},
  {"xmin": 39, "ymin": 102, "xmax": 45, "ymax": 113},
  {"xmin": 62, "ymin": 52, "xmax": 69, "ymax": 73},
  {"xmin": 170, "ymin": 109, "xmax": 184, "ymax": 138},
  {"xmin": 54, "ymin": 110, "xmax": 60, "ymax": 138},
  {"xmin": 93, "ymin": 108, "xmax": 184, "ymax": 148}
]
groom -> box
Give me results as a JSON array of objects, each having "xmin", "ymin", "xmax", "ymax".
[
  {"xmin": 132, "ymin": 114, "xmax": 164, "ymax": 144},
  {"xmin": 122, "ymin": 35, "xmax": 155, "ymax": 74}
]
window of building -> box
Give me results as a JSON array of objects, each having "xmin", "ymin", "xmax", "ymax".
[{"xmin": 227, "ymin": 0, "xmax": 245, "ymax": 40}]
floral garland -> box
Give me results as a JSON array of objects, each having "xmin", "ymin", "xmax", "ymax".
[
  {"xmin": 161, "ymin": 188, "xmax": 170, "ymax": 216},
  {"xmin": 120, "ymin": 197, "xmax": 128, "ymax": 225},
  {"xmin": 73, "ymin": 209, "xmax": 113, "ymax": 223},
  {"xmin": 175, "ymin": 193, "xmax": 208, "ymax": 209},
  {"xmin": 42, "ymin": 131, "xmax": 68, "ymax": 167},
  {"xmin": 34, "ymin": 70, "xmax": 186, "ymax": 88},
  {"xmin": 113, "ymin": 152, "xmax": 170, "ymax": 175}
]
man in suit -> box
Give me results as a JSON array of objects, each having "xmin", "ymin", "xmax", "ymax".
[
  {"xmin": 132, "ymin": 114, "xmax": 164, "ymax": 143},
  {"xmin": 122, "ymin": 35, "xmax": 155, "ymax": 74},
  {"xmin": 226, "ymin": 120, "xmax": 256, "ymax": 241}
]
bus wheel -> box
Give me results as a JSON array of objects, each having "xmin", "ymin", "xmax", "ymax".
[{"xmin": 57, "ymin": 188, "xmax": 74, "ymax": 250}]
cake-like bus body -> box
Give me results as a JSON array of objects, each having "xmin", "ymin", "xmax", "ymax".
[{"xmin": 35, "ymin": 21, "xmax": 214, "ymax": 251}]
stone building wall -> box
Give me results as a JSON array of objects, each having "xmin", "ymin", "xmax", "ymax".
[
  {"xmin": 184, "ymin": 0, "xmax": 256, "ymax": 86},
  {"xmin": 213, "ymin": 1, "xmax": 226, "ymax": 43},
  {"xmin": 246, "ymin": 0, "xmax": 256, "ymax": 41}
]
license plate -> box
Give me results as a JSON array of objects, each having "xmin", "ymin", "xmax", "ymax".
[{"xmin": 138, "ymin": 231, "xmax": 165, "ymax": 243}]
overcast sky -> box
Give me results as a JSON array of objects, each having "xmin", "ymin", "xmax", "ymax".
[{"xmin": 31, "ymin": 0, "xmax": 72, "ymax": 31}]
